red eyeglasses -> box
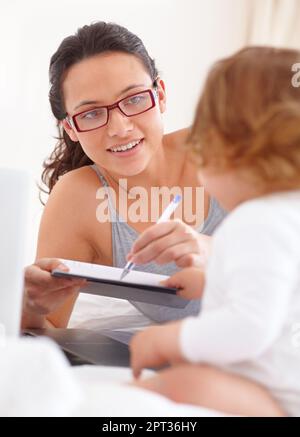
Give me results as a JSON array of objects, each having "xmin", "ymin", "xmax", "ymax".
[{"xmin": 67, "ymin": 88, "xmax": 157, "ymax": 133}]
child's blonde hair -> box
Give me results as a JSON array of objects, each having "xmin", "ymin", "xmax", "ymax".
[{"xmin": 188, "ymin": 46, "xmax": 300, "ymax": 191}]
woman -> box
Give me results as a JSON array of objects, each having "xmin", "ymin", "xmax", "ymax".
[{"xmin": 22, "ymin": 21, "xmax": 226, "ymax": 330}]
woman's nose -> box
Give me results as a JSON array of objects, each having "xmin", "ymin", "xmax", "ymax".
[{"xmin": 106, "ymin": 107, "xmax": 134, "ymax": 137}]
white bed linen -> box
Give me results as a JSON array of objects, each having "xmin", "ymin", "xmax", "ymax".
[
  {"xmin": 68, "ymin": 294, "xmax": 153, "ymax": 337},
  {"xmin": 66, "ymin": 295, "xmax": 231, "ymax": 416},
  {"xmin": 70, "ymin": 365, "xmax": 225, "ymax": 417},
  {"xmin": 0, "ymin": 337, "xmax": 227, "ymax": 417}
]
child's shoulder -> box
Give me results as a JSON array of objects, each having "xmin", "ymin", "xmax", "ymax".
[
  {"xmin": 232, "ymin": 191, "xmax": 300, "ymax": 225},
  {"xmin": 216, "ymin": 191, "xmax": 300, "ymax": 244},
  {"xmin": 215, "ymin": 198, "xmax": 267, "ymax": 234}
]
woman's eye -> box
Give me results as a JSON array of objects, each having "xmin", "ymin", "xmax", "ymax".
[
  {"xmin": 126, "ymin": 95, "xmax": 144, "ymax": 105},
  {"xmin": 80, "ymin": 109, "xmax": 105, "ymax": 119}
]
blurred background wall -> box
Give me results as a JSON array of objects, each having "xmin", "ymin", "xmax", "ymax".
[{"xmin": 0, "ymin": 0, "xmax": 299, "ymax": 263}]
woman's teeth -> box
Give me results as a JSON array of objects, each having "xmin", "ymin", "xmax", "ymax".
[{"xmin": 109, "ymin": 139, "xmax": 141, "ymax": 153}]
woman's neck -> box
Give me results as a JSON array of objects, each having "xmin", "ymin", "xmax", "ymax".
[{"xmin": 105, "ymin": 141, "xmax": 181, "ymax": 191}]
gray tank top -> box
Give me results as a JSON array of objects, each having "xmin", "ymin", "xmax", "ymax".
[{"xmin": 90, "ymin": 164, "xmax": 227, "ymax": 322}]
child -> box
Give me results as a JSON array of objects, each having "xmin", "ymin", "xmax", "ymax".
[{"xmin": 129, "ymin": 46, "xmax": 300, "ymax": 417}]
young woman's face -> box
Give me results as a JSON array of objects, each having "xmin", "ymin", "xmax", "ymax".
[{"xmin": 62, "ymin": 52, "xmax": 166, "ymax": 177}]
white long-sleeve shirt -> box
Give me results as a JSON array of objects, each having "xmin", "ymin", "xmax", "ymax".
[{"xmin": 180, "ymin": 190, "xmax": 300, "ymax": 416}]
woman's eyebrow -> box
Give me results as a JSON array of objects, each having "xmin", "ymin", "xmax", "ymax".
[{"xmin": 73, "ymin": 83, "xmax": 146, "ymax": 111}]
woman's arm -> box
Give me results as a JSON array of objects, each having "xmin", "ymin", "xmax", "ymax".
[
  {"xmin": 22, "ymin": 168, "xmax": 103, "ymax": 328},
  {"xmin": 22, "ymin": 258, "xmax": 87, "ymax": 329}
]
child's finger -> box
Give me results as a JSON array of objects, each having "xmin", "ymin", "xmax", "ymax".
[
  {"xmin": 131, "ymin": 355, "xmax": 142, "ymax": 379},
  {"xmin": 160, "ymin": 274, "xmax": 182, "ymax": 289},
  {"xmin": 133, "ymin": 367, "xmax": 141, "ymax": 379}
]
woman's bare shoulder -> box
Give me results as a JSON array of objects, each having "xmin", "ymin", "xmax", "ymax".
[
  {"xmin": 43, "ymin": 166, "xmax": 103, "ymax": 212},
  {"xmin": 37, "ymin": 165, "xmax": 111, "ymax": 263},
  {"xmin": 40, "ymin": 166, "xmax": 103, "ymax": 238},
  {"xmin": 53, "ymin": 165, "xmax": 99, "ymax": 192},
  {"xmin": 163, "ymin": 127, "xmax": 191, "ymax": 153}
]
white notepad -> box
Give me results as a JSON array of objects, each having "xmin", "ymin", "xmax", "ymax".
[{"xmin": 52, "ymin": 259, "xmax": 189, "ymax": 308}]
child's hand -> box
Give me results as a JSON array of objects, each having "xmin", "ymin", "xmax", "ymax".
[
  {"xmin": 129, "ymin": 321, "xmax": 182, "ymax": 379},
  {"xmin": 160, "ymin": 267, "xmax": 205, "ymax": 300}
]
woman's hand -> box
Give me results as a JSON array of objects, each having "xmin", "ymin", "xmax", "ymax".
[
  {"xmin": 127, "ymin": 219, "xmax": 211, "ymax": 268},
  {"xmin": 22, "ymin": 258, "xmax": 86, "ymax": 327},
  {"xmin": 129, "ymin": 321, "xmax": 183, "ymax": 379},
  {"xmin": 161, "ymin": 267, "xmax": 205, "ymax": 300}
]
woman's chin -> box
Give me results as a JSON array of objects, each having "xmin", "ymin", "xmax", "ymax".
[
  {"xmin": 114, "ymin": 159, "xmax": 150, "ymax": 178},
  {"xmin": 128, "ymin": 164, "xmax": 148, "ymax": 176}
]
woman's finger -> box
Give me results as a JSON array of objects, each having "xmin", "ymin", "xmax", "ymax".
[
  {"xmin": 130, "ymin": 228, "xmax": 194, "ymax": 265},
  {"xmin": 130, "ymin": 220, "xmax": 180, "ymax": 255},
  {"xmin": 33, "ymin": 258, "xmax": 69, "ymax": 273},
  {"xmin": 25, "ymin": 264, "xmax": 86, "ymax": 295},
  {"xmin": 26, "ymin": 284, "xmax": 82, "ymax": 315},
  {"xmin": 26, "ymin": 275, "xmax": 86, "ymax": 300},
  {"xmin": 154, "ymin": 241, "xmax": 200, "ymax": 265},
  {"xmin": 175, "ymin": 253, "xmax": 205, "ymax": 268}
]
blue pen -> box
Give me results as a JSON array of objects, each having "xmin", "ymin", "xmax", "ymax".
[{"xmin": 120, "ymin": 194, "xmax": 182, "ymax": 280}]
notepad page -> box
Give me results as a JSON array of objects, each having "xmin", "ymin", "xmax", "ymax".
[{"xmin": 58, "ymin": 259, "xmax": 169, "ymax": 287}]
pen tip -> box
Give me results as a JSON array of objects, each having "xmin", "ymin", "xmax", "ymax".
[{"xmin": 120, "ymin": 270, "xmax": 127, "ymax": 280}]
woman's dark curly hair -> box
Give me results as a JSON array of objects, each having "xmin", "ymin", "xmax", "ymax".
[{"xmin": 40, "ymin": 21, "xmax": 158, "ymax": 203}]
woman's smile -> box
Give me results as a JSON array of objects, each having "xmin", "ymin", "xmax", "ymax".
[{"xmin": 106, "ymin": 138, "xmax": 144, "ymax": 158}]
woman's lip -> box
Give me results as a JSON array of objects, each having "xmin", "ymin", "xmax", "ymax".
[{"xmin": 107, "ymin": 139, "xmax": 143, "ymax": 157}]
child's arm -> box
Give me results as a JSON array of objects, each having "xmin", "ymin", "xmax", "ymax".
[
  {"xmin": 179, "ymin": 213, "xmax": 297, "ymax": 366},
  {"xmin": 131, "ymin": 209, "xmax": 297, "ymax": 375},
  {"xmin": 130, "ymin": 321, "xmax": 183, "ymax": 378},
  {"xmin": 130, "ymin": 268, "xmax": 204, "ymax": 377}
]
